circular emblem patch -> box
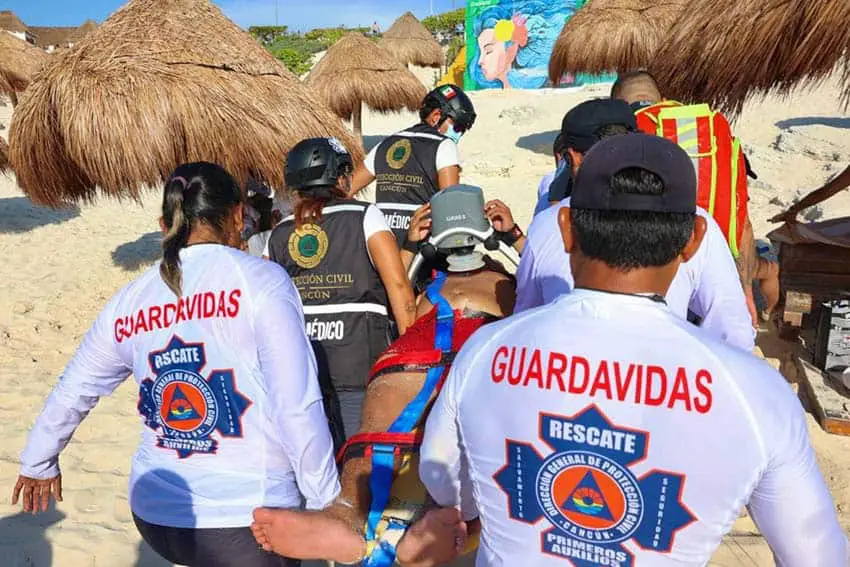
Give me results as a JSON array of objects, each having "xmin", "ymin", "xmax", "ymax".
[
  {"xmin": 153, "ymin": 370, "xmax": 218, "ymax": 439},
  {"xmin": 288, "ymin": 223, "xmax": 329, "ymax": 269},
  {"xmin": 536, "ymin": 451, "xmax": 643, "ymax": 544},
  {"xmin": 386, "ymin": 139, "xmax": 412, "ymax": 170}
]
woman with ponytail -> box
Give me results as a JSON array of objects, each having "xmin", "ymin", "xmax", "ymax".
[{"xmin": 13, "ymin": 162, "xmax": 339, "ymax": 567}]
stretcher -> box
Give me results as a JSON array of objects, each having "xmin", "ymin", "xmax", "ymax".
[{"xmin": 339, "ymin": 227, "xmax": 520, "ymax": 566}]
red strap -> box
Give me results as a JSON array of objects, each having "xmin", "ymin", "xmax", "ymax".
[
  {"xmin": 337, "ymin": 431, "xmax": 424, "ymax": 463},
  {"xmin": 369, "ymin": 350, "xmax": 442, "ymax": 379}
]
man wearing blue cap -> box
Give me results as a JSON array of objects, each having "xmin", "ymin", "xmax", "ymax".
[
  {"xmin": 516, "ymin": 98, "xmax": 755, "ymax": 352},
  {"xmin": 416, "ymin": 133, "xmax": 847, "ymax": 566}
]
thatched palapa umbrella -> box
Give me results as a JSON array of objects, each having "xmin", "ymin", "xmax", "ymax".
[
  {"xmin": 548, "ymin": 0, "xmax": 684, "ymax": 82},
  {"xmin": 380, "ymin": 12, "xmax": 443, "ymax": 68},
  {"xmin": 0, "ymin": 32, "xmax": 48, "ymax": 107},
  {"xmin": 650, "ymin": 0, "xmax": 850, "ymax": 116},
  {"xmin": 307, "ymin": 33, "xmax": 426, "ymax": 140},
  {"xmin": 9, "ymin": 0, "xmax": 363, "ymax": 208}
]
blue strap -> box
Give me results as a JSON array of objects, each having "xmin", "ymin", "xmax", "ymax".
[
  {"xmin": 388, "ymin": 273, "xmax": 453, "ymax": 433},
  {"xmin": 362, "ymin": 272, "xmax": 455, "ymax": 566},
  {"xmin": 364, "ymin": 444, "xmax": 396, "ymax": 541}
]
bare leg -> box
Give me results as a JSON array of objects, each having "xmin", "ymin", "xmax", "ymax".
[
  {"xmin": 251, "ymin": 508, "xmax": 365, "ymax": 564},
  {"xmin": 251, "ymin": 372, "xmax": 428, "ymax": 562},
  {"xmin": 755, "ymin": 258, "xmax": 780, "ymax": 318},
  {"xmin": 737, "ymin": 219, "xmax": 758, "ymax": 326}
]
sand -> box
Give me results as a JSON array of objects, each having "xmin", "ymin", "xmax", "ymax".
[{"xmin": 1, "ymin": 72, "xmax": 850, "ymax": 567}]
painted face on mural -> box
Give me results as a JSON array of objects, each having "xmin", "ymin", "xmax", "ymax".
[{"xmin": 477, "ymin": 28, "xmax": 511, "ymax": 82}]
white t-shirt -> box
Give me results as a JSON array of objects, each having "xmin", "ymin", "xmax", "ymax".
[
  {"xmin": 263, "ymin": 203, "xmax": 390, "ymax": 266},
  {"xmin": 20, "ymin": 244, "xmax": 340, "ymax": 528},
  {"xmin": 421, "ymin": 290, "xmax": 848, "ymax": 567},
  {"xmin": 515, "ymin": 198, "xmax": 755, "ymax": 352},
  {"xmin": 364, "ymin": 136, "xmax": 461, "ymax": 175}
]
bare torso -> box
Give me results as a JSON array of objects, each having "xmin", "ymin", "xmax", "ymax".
[{"xmin": 334, "ymin": 266, "xmax": 516, "ymax": 531}]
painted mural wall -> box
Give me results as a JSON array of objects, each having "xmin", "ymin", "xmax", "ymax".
[{"xmin": 464, "ymin": 0, "xmax": 614, "ymax": 91}]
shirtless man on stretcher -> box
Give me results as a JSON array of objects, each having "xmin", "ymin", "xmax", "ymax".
[{"xmin": 252, "ymin": 185, "xmax": 519, "ymax": 566}]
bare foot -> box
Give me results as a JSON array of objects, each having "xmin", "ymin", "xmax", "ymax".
[
  {"xmin": 396, "ymin": 507, "xmax": 467, "ymax": 567},
  {"xmin": 251, "ymin": 508, "xmax": 365, "ymax": 563}
]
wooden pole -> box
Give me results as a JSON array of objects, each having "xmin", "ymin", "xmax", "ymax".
[{"xmin": 353, "ymin": 102, "xmax": 363, "ymax": 143}]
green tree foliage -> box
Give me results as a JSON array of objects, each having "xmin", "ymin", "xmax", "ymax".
[
  {"xmin": 445, "ymin": 35, "xmax": 465, "ymax": 68},
  {"xmin": 256, "ymin": 25, "xmax": 377, "ymax": 75},
  {"xmin": 422, "ymin": 8, "xmax": 465, "ymax": 35},
  {"xmin": 248, "ymin": 25, "xmax": 289, "ymax": 47}
]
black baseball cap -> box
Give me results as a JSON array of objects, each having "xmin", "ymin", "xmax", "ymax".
[
  {"xmin": 572, "ymin": 133, "xmax": 697, "ymax": 213},
  {"xmin": 561, "ymin": 99, "xmax": 638, "ymax": 153}
]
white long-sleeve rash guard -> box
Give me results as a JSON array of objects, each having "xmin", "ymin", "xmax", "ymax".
[
  {"xmin": 20, "ymin": 244, "xmax": 340, "ymax": 529},
  {"xmin": 515, "ymin": 199, "xmax": 755, "ymax": 352},
  {"xmin": 421, "ymin": 290, "xmax": 848, "ymax": 566}
]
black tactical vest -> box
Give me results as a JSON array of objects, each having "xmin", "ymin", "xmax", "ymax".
[
  {"xmin": 373, "ymin": 123, "xmax": 449, "ymax": 245},
  {"xmin": 267, "ymin": 200, "xmax": 390, "ymax": 391}
]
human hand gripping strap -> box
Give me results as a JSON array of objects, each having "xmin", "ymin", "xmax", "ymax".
[{"xmin": 363, "ymin": 272, "xmax": 454, "ymax": 567}]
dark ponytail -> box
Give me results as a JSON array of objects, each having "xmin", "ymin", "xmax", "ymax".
[{"xmin": 159, "ymin": 162, "xmax": 242, "ymax": 297}]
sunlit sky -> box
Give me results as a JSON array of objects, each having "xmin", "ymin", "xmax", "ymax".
[{"xmin": 5, "ymin": 0, "xmax": 462, "ymax": 30}]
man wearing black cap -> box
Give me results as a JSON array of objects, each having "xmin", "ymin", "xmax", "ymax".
[
  {"xmin": 544, "ymin": 98, "xmax": 637, "ymax": 205},
  {"xmin": 516, "ymin": 98, "xmax": 755, "ymax": 352},
  {"xmin": 414, "ymin": 133, "xmax": 847, "ymax": 567}
]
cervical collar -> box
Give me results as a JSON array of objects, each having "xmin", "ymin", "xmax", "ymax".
[{"xmin": 446, "ymin": 250, "xmax": 485, "ymax": 272}]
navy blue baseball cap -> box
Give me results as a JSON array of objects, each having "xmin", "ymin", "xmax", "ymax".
[
  {"xmin": 561, "ymin": 99, "xmax": 638, "ymax": 153},
  {"xmin": 572, "ymin": 133, "xmax": 697, "ymax": 213}
]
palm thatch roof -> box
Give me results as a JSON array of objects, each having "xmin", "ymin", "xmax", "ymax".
[
  {"xmin": 8, "ymin": 0, "xmax": 363, "ymax": 208},
  {"xmin": 0, "ymin": 137, "xmax": 8, "ymax": 173},
  {"xmin": 380, "ymin": 11, "xmax": 443, "ymax": 68},
  {"xmin": 549, "ymin": 0, "xmax": 684, "ymax": 81},
  {"xmin": 30, "ymin": 26, "xmax": 76, "ymax": 48},
  {"xmin": 76, "ymin": 19, "xmax": 98, "ymax": 38},
  {"xmin": 0, "ymin": 11, "xmax": 28, "ymax": 33},
  {"xmin": 650, "ymin": 0, "xmax": 850, "ymax": 116},
  {"xmin": 307, "ymin": 33, "xmax": 426, "ymax": 120},
  {"xmin": 0, "ymin": 31, "xmax": 48, "ymax": 103},
  {"xmin": 31, "ymin": 21, "xmax": 99, "ymax": 51}
]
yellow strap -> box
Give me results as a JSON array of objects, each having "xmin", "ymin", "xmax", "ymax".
[
  {"xmin": 728, "ymin": 138, "xmax": 741, "ymax": 258},
  {"xmin": 656, "ymin": 103, "xmax": 712, "ymax": 120},
  {"xmin": 708, "ymin": 115, "xmax": 718, "ymax": 216}
]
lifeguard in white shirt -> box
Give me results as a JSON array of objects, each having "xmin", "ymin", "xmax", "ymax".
[
  {"xmin": 419, "ymin": 134, "xmax": 847, "ymax": 567},
  {"xmin": 515, "ymin": 99, "xmax": 753, "ymax": 352},
  {"xmin": 13, "ymin": 162, "xmax": 339, "ymax": 567}
]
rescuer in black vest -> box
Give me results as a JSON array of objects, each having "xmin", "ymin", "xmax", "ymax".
[
  {"xmin": 349, "ymin": 84, "xmax": 477, "ymax": 246},
  {"xmin": 266, "ymin": 138, "xmax": 416, "ymax": 450}
]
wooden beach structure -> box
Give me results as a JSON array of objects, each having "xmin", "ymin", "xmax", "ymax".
[
  {"xmin": 307, "ymin": 32, "xmax": 426, "ymax": 140},
  {"xmin": 379, "ymin": 12, "xmax": 443, "ymax": 69},
  {"xmin": 0, "ymin": 31, "xmax": 48, "ymax": 106},
  {"xmin": 650, "ymin": 0, "xmax": 850, "ymax": 115},
  {"xmin": 548, "ymin": 0, "xmax": 684, "ymax": 81},
  {"xmin": 8, "ymin": 0, "xmax": 362, "ymax": 208}
]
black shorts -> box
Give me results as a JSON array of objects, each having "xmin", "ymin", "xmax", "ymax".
[{"xmin": 134, "ymin": 513, "xmax": 300, "ymax": 567}]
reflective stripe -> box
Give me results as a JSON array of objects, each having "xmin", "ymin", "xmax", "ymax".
[
  {"xmin": 396, "ymin": 131, "xmax": 446, "ymax": 142},
  {"xmin": 302, "ymin": 303, "xmax": 388, "ymax": 316},
  {"xmin": 281, "ymin": 203, "xmax": 366, "ymax": 223},
  {"xmin": 375, "ymin": 203, "xmax": 421, "ymax": 212},
  {"xmin": 708, "ymin": 112, "xmax": 718, "ymax": 217},
  {"xmin": 728, "ymin": 138, "xmax": 741, "ymax": 257}
]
